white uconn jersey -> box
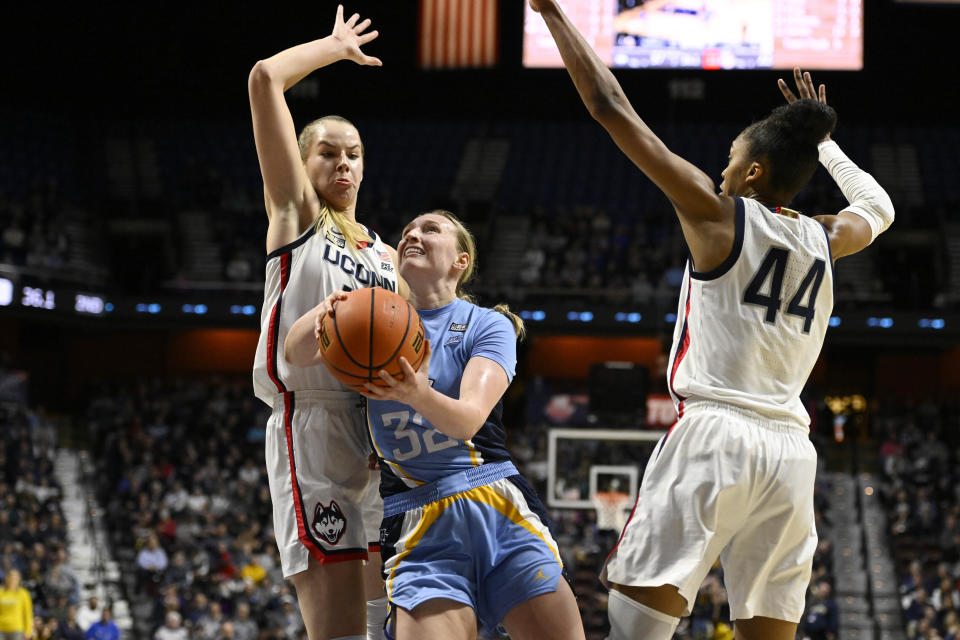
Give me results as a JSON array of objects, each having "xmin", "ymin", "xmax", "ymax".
[
  {"xmin": 668, "ymin": 197, "xmax": 834, "ymax": 427},
  {"xmin": 253, "ymin": 223, "xmax": 398, "ymax": 407}
]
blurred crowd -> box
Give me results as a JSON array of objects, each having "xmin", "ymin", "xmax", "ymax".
[
  {"xmin": 877, "ymin": 399, "xmax": 960, "ymax": 640},
  {"xmin": 0, "ymin": 368, "xmax": 863, "ymax": 640},
  {"xmin": 0, "ymin": 398, "xmax": 86, "ymax": 639},
  {"xmin": 83, "ymin": 378, "xmax": 309, "ymax": 640}
]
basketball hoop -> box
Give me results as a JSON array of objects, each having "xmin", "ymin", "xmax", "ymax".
[{"xmin": 592, "ymin": 491, "xmax": 632, "ymax": 532}]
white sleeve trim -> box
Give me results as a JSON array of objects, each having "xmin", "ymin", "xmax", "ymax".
[{"xmin": 818, "ymin": 140, "xmax": 895, "ymax": 243}]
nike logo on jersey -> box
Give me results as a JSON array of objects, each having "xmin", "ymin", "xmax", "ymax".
[{"xmin": 325, "ymin": 228, "xmax": 347, "ymax": 248}]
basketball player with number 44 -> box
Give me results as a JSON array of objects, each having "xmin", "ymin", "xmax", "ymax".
[{"xmin": 531, "ymin": 1, "xmax": 895, "ymax": 639}]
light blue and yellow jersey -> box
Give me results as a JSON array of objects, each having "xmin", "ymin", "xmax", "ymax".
[{"xmin": 366, "ymin": 297, "xmax": 517, "ymax": 497}]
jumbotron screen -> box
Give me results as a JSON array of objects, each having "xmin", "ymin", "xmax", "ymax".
[{"xmin": 524, "ymin": 0, "xmax": 863, "ymax": 70}]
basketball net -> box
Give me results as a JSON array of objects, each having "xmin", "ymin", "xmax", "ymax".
[{"xmin": 592, "ymin": 491, "xmax": 631, "ymax": 532}]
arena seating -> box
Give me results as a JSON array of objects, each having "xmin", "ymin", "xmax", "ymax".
[
  {"xmin": 877, "ymin": 400, "xmax": 960, "ymax": 640},
  {"xmin": 5, "ymin": 116, "xmax": 955, "ymax": 307},
  {"xmin": 0, "ymin": 386, "xmax": 81, "ymax": 638}
]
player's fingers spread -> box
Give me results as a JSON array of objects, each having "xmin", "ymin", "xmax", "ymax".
[
  {"xmin": 398, "ymin": 356, "xmax": 415, "ymax": 377},
  {"xmin": 819, "ymin": 84, "xmax": 827, "ymax": 104},
  {"xmin": 355, "ymin": 18, "xmax": 372, "ymax": 33},
  {"xmin": 335, "ymin": 4, "xmax": 344, "ymax": 24},
  {"xmin": 378, "ymin": 370, "xmax": 398, "ymax": 386},
  {"xmin": 796, "ymin": 70, "xmax": 812, "ymax": 98},
  {"xmin": 364, "ymin": 56, "xmax": 383, "ymax": 67},
  {"xmin": 346, "ymin": 12, "xmax": 360, "ymax": 28},
  {"xmin": 778, "ymin": 79, "xmax": 796, "ymax": 103},
  {"xmin": 358, "ymin": 30, "xmax": 379, "ymax": 46}
]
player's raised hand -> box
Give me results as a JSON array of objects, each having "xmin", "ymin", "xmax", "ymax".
[
  {"xmin": 331, "ymin": 5, "xmax": 382, "ymax": 66},
  {"xmin": 778, "ymin": 67, "xmax": 826, "ymax": 105},
  {"xmin": 778, "ymin": 67, "xmax": 830, "ymax": 142}
]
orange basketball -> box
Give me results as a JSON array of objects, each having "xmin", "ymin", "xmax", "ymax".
[{"xmin": 318, "ymin": 287, "xmax": 426, "ymax": 392}]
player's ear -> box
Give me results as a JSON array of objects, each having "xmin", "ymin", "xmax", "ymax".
[
  {"xmin": 744, "ymin": 161, "xmax": 765, "ymax": 186},
  {"xmin": 452, "ymin": 251, "xmax": 469, "ymax": 273}
]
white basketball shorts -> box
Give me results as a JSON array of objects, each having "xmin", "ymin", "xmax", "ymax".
[
  {"xmin": 265, "ymin": 390, "xmax": 383, "ymax": 577},
  {"xmin": 603, "ymin": 400, "xmax": 818, "ymax": 623}
]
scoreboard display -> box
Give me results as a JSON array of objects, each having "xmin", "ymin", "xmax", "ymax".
[{"xmin": 524, "ymin": 0, "xmax": 863, "ymax": 70}]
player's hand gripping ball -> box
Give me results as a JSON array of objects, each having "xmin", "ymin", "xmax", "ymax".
[{"xmin": 318, "ymin": 287, "xmax": 426, "ymax": 392}]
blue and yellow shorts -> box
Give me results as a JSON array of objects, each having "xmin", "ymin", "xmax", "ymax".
[{"xmin": 380, "ymin": 461, "xmax": 564, "ymax": 633}]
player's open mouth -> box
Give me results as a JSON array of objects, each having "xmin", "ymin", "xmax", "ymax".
[{"xmin": 403, "ymin": 247, "xmax": 424, "ymax": 258}]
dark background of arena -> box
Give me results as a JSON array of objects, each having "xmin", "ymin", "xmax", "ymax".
[{"xmin": 2, "ymin": 2, "xmax": 960, "ymax": 639}]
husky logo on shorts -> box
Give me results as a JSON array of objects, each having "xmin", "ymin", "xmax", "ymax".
[{"xmin": 312, "ymin": 500, "xmax": 347, "ymax": 545}]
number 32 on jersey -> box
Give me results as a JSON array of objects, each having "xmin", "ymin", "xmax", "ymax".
[
  {"xmin": 742, "ymin": 247, "xmax": 826, "ymax": 334},
  {"xmin": 381, "ymin": 411, "xmax": 458, "ymax": 462}
]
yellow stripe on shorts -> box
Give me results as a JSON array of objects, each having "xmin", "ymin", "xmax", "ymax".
[{"xmin": 386, "ymin": 482, "xmax": 561, "ymax": 598}]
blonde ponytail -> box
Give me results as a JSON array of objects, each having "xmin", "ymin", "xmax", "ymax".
[
  {"xmin": 315, "ymin": 205, "xmax": 367, "ymax": 255},
  {"xmin": 493, "ymin": 303, "xmax": 526, "ymax": 341}
]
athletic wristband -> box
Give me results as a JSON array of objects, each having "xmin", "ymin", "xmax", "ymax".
[{"xmin": 818, "ymin": 140, "xmax": 895, "ymax": 243}]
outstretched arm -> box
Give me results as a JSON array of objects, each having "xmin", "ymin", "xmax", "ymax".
[
  {"xmin": 531, "ymin": 0, "xmax": 733, "ymax": 267},
  {"xmin": 779, "ymin": 69, "xmax": 894, "ymax": 259},
  {"xmin": 249, "ymin": 5, "xmax": 381, "ymax": 254}
]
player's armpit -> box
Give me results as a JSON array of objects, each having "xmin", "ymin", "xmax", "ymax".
[
  {"xmin": 813, "ymin": 211, "xmax": 874, "ymax": 261},
  {"xmin": 265, "ymin": 201, "xmax": 306, "ymax": 254}
]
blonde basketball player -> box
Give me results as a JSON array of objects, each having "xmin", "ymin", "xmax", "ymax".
[
  {"xmin": 286, "ymin": 211, "xmax": 584, "ymax": 640},
  {"xmin": 249, "ymin": 6, "xmax": 405, "ymax": 640},
  {"xmin": 531, "ymin": 2, "xmax": 895, "ymax": 639}
]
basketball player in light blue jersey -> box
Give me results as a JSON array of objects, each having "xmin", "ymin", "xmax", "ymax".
[{"xmin": 285, "ymin": 210, "xmax": 585, "ymax": 640}]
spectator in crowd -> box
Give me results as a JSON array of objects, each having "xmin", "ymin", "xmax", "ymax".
[
  {"xmin": 136, "ymin": 535, "xmax": 168, "ymax": 593},
  {"xmin": 43, "ymin": 553, "xmax": 78, "ymax": 606},
  {"xmin": 152, "ymin": 611, "xmax": 186, "ymax": 640},
  {"xmin": 57, "ymin": 605, "xmax": 85, "ymax": 640},
  {"xmin": 229, "ymin": 603, "xmax": 257, "ymax": 640},
  {"xmin": 0, "ymin": 570, "xmax": 33, "ymax": 640},
  {"xmin": 238, "ymin": 552, "xmax": 265, "ymax": 587},
  {"xmin": 84, "ymin": 607, "xmax": 119, "ymax": 640},
  {"xmin": 933, "ymin": 576, "xmax": 960, "ymax": 612},
  {"xmin": 196, "ymin": 602, "xmax": 224, "ymax": 640},
  {"xmin": 216, "ymin": 620, "xmax": 235, "ymax": 640},
  {"xmin": 267, "ymin": 599, "xmax": 303, "ymax": 640},
  {"xmin": 943, "ymin": 611, "xmax": 960, "ymax": 640},
  {"xmin": 800, "ymin": 578, "xmax": 838, "ymax": 640}
]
